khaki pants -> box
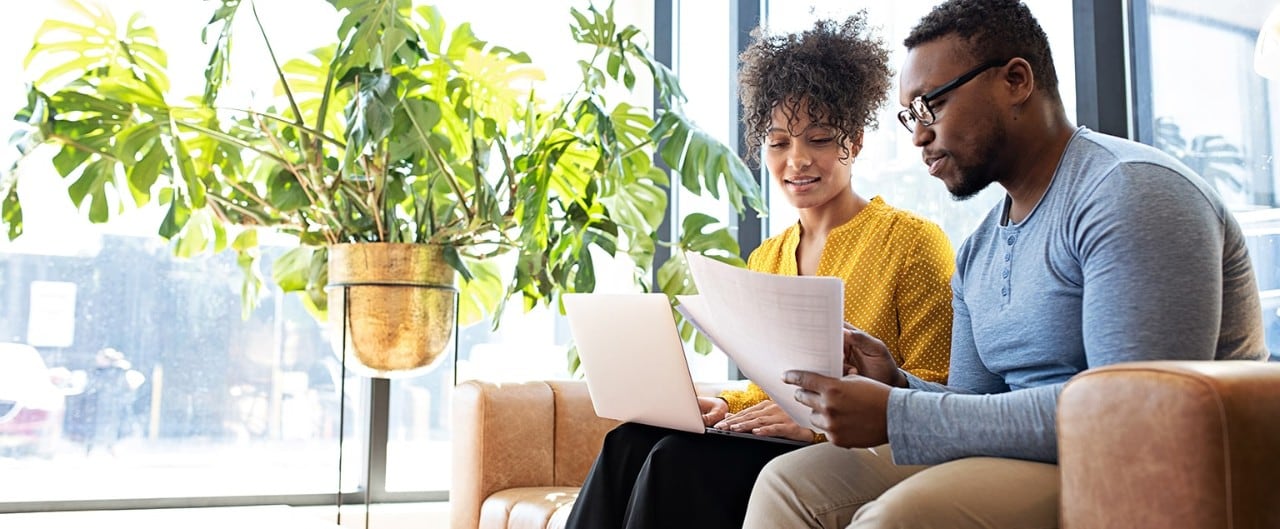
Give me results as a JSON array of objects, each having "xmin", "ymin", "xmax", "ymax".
[{"xmin": 742, "ymin": 443, "xmax": 1059, "ymax": 529}]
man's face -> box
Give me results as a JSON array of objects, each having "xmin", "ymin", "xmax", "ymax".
[{"xmin": 898, "ymin": 36, "xmax": 1007, "ymax": 199}]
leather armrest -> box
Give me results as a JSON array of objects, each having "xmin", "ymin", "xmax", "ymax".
[
  {"xmin": 451, "ymin": 378, "xmax": 750, "ymax": 529},
  {"xmin": 1058, "ymin": 360, "xmax": 1280, "ymax": 529},
  {"xmin": 452, "ymin": 380, "xmax": 559, "ymax": 529}
]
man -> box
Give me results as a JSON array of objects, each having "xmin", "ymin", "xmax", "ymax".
[{"xmin": 741, "ymin": 1, "xmax": 1268, "ymax": 527}]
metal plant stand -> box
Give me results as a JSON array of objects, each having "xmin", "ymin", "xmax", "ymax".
[{"xmin": 333, "ymin": 283, "xmax": 460, "ymax": 528}]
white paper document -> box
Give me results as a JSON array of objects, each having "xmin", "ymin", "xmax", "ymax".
[{"xmin": 676, "ymin": 253, "xmax": 844, "ymax": 430}]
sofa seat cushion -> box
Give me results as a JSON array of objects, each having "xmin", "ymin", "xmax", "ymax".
[{"xmin": 479, "ymin": 486, "xmax": 578, "ymax": 529}]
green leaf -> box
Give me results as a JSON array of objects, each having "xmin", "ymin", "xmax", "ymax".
[
  {"xmin": 126, "ymin": 138, "xmax": 165, "ymax": 205},
  {"xmin": 272, "ymin": 246, "xmax": 316, "ymax": 292},
  {"xmin": 200, "ymin": 0, "xmax": 242, "ymax": 105},
  {"xmin": 653, "ymin": 112, "xmax": 765, "ymax": 215},
  {"xmin": 572, "ymin": 246, "xmax": 595, "ymax": 292},
  {"xmin": 678, "ymin": 213, "xmax": 743, "ymax": 260},
  {"xmin": 67, "ymin": 158, "xmax": 113, "ymax": 210},
  {"xmin": 332, "ymin": 0, "xmax": 416, "ymax": 77},
  {"xmin": 657, "ymin": 253, "xmax": 693, "ymax": 295},
  {"xmin": 267, "ymin": 169, "xmax": 310, "ymax": 211},
  {"xmin": 457, "ymin": 258, "xmax": 501, "ymax": 327},
  {"xmin": 343, "ymin": 69, "xmax": 399, "ymax": 169},
  {"xmin": 306, "ymin": 246, "xmax": 329, "ymax": 310},
  {"xmin": 234, "ymin": 241, "xmax": 264, "ymax": 319},
  {"xmin": 692, "ymin": 332, "xmax": 712, "ymax": 355},
  {"xmin": 158, "ymin": 194, "xmax": 190, "ymax": 238},
  {"xmin": 170, "ymin": 132, "xmax": 205, "ymax": 209},
  {"xmin": 599, "ymin": 178, "xmax": 666, "ymax": 235},
  {"xmin": 231, "ymin": 229, "xmax": 258, "ymax": 251},
  {"xmin": 173, "ymin": 211, "xmax": 210, "ymax": 257},
  {"xmin": 2, "ymin": 186, "xmax": 23, "ymax": 240},
  {"xmin": 441, "ymin": 245, "xmax": 474, "ymax": 282},
  {"xmin": 25, "ymin": 1, "xmax": 168, "ymax": 94}
]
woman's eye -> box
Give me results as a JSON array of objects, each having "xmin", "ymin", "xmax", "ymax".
[
  {"xmin": 767, "ymin": 140, "xmax": 787, "ymax": 148},
  {"xmin": 810, "ymin": 137, "xmax": 833, "ymax": 144}
]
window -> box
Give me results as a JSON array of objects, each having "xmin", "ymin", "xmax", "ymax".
[
  {"xmin": 1138, "ymin": 0, "xmax": 1280, "ymax": 360},
  {"xmin": 0, "ymin": 0, "xmax": 356, "ymax": 503},
  {"xmin": 0, "ymin": 0, "xmax": 657, "ymax": 507}
]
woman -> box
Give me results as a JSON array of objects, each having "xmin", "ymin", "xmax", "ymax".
[{"xmin": 564, "ymin": 12, "xmax": 954, "ymax": 529}]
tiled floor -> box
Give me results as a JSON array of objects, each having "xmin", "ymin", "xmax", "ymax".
[{"xmin": 0, "ymin": 502, "xmax": 451, "ymax": 529}]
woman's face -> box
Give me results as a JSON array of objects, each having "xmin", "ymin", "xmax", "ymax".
[{"xmin": 762, "ymin": 103, "xmax": 857, "ymax": 211}]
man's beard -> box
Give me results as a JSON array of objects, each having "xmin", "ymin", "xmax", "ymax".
[{"xmin": 947, "ymin": 125, "xmax": 1006, "ymax": 200}]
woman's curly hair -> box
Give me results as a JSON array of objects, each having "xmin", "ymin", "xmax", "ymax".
[{"xmin": 738, "ymin": 11, "xmax": 892, "ymax": 164}]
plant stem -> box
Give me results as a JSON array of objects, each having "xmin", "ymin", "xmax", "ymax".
[
  {"xmin": 206, "ymin": 193, "xmax": 274, "ymax": 226},
  {"xmin": 249, "ymin": 0, "xmax": 315, "ymax": 186},
  {"xmin": 220, "ymin": 106, "xmax": 346, "ymax": 149},
  {"xmin": 411, "ymin": 116, "xmax": 476, "ymax": 227},
  {"xmin": 47, "ymin": 134, "xmax": 120, "ymax": 163},
  {"xmin": 251, "ymin": 116, "xmax": 341, "ymax": 238}
]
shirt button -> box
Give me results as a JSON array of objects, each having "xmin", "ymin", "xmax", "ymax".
[
  {"xmin": 1006, "ymin": 235, "xmax": 1016, "ymax": 245},
  {"xmin": 1001, "ymin": 287, "xmax": 1009, "ymax": 296},
  {"xmin": 1004, "ymin": 253, "xmax": 1011, "ymax": 262},
  {"xmin": 1001, "ymin": 269, "xmax": 1009, "ymax": 278}
]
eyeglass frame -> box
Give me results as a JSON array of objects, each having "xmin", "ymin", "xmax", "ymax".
[{"xmin": 897, "ymin": 58, "xmax": 1014, "ymax": 133}]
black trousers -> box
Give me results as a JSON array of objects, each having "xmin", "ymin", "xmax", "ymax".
[{"xmin": 563, "ymin": 422, "xmax": 805, "ymax": 529}]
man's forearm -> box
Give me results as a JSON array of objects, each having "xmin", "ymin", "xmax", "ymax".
[{"xmin": 886, "ymin": 383, "xmax": 1064, "ymax": 465}]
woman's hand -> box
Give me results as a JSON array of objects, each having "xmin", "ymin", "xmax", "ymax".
[
  {"xmin": 712, "ymin": 400, "xmax": 813, "ymax": 442},
  {"xmin": 698, "ymin": 396, "xmax": 730, "ymax": 426}
]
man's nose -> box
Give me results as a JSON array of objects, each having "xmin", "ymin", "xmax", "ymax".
[{"xmin": 911, "ymin": 123, "xmax": 934, "ymax": 147}]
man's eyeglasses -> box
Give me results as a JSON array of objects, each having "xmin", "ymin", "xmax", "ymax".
[{"xmin": 897, "ymin": 58, "xmax": 1013, "ymax": 133}]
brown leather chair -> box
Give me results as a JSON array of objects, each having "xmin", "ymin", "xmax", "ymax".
[
  {"xmin": 453, "ymin": 361, "xmax": 1280, "ymax": 529},
  {"xmin": 1059, "ymin": 360, "xmax": 1280, "ymax": 529},
  {"xmin": 450, "ymin": 379, "xmax": 743, "ymax": 529}
]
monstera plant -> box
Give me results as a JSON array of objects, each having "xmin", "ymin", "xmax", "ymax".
[{"xmin": 4, "ymin": 0, "xmax": 762, "ymax": 372}]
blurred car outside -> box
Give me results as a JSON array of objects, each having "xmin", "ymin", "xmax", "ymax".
[{"xmin": 0, "ymin": 343, "xmax": 77, "ymax": 458}]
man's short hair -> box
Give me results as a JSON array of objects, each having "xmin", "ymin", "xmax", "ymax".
[{"xmin": 904, "ymin": 0, "xmax": 1059, "ymax": 99}]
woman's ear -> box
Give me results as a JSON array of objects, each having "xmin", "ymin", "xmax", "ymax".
[{"xmin": 848, "ymin": 129, "xmax": 865, "ymax": 159}]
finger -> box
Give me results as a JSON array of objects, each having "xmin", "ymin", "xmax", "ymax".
[
  {"xmin": 713, "ymin": 411, "xmax": 736, "ymax": 428},
  {"xmin": 793, "ymin": 386, "xmax": 819, "ymax": 409},
  {"xmin": 783, "ymin": 369, "xmax": 834, "ymax": 390},
  {"xmin": 846, "ymin": 331, "xmax": 880, "ymax": 350},
  {"xmin": 751, "ymin": 423, "xmax": 795, "ymax": 437}
]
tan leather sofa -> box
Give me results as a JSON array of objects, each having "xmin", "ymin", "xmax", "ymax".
[
  {"xmin": 1059, "ymin": 360, "xmax": 1280, "ymax": 529},
  {"xmin": 453, "ymin": 361, "xmax": 1280, "ymax": 529}
]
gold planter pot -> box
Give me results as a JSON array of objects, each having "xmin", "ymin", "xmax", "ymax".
[{"xmin": 326, "ymin": 243, "xmax": 457, "ymax": 378}]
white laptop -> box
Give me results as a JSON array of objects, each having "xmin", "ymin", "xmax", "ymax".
[{"xmin": 562, "ymin": 293, "xmax": 809, "ymax": 446}]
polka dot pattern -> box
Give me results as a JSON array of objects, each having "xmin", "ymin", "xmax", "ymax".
[{"xmin": 719, "ymin": 196, "xmax": 956, "ymax": 412}]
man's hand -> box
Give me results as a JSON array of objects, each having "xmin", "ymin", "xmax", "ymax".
[
  {"xmin": 712, "ymin": 400, "xmax": 813, "ymax": 442},
  {"xmin": 842, "ymin": 323, "xmax": 907, "ymax": 388},
  {"xmin": 784, "ymin": 370, "xmax": 892, "ymax": 448},
  {"xmin": 698, "ymin": 396, "xmax": 730, "ymax": 426}
]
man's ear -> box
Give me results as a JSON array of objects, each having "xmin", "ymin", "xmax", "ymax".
[{"xmin": 1003, "ymin": 57, "xmax": 1036, "ymax": 105}]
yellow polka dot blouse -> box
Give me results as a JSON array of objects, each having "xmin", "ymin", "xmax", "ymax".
[{"xmin": 717, "ymin": 196, "xmax": 956, "ymax": 413}]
